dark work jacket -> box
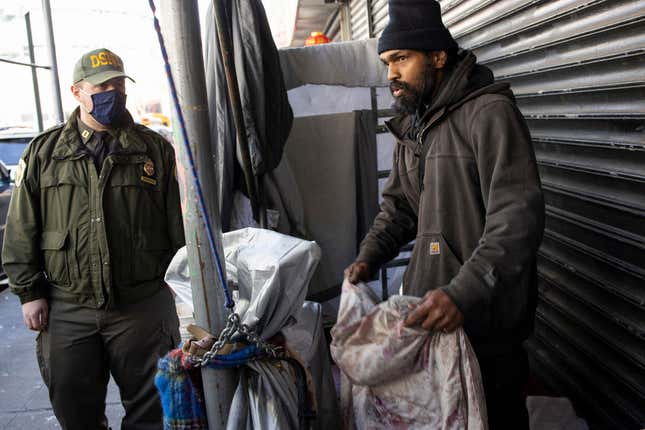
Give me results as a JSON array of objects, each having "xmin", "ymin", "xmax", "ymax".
[
  {"xmin": 357, "ymin": 52, "xmax": 545, "ymax": 356},
  {"xmin": 2, "ymin": 109, "xmax": 185, "ymax": 307}
]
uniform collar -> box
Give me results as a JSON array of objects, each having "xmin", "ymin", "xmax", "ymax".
[
  {"xmin": 53, "ymin": 107, "xmax": 147, "ymax": 159},
  {"xmin": 77, "ymin": 117, "xmax": 96, "ymax": 144}
]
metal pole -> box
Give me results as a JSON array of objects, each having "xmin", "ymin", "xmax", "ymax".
[
  {"xmin": 211, "ymin": 0, "xmax": 267, "ymax": 228},
  {"xmin": 25, "ymin": 13, "xmax": 44, "ymax": 132},
  {"xmin": 41, "ymin": 0, "xmax": 64, "ymax": 123},
  {"xmin": 158, "ymin": 1, "xmax": 235, "ymax": 428},
  {"xmin": 0, "ymin": 58, "xmax": 51, "ymax": 69}
]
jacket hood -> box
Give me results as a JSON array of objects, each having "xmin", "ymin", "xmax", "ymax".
[{"xmin": 386, "ymin": 50, "xmax": 513, "ymax": 143}]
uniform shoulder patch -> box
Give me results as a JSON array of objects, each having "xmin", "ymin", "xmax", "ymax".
[{"xmin": 15, "ymin": 158, "xmax": 27, "ymax": 188}]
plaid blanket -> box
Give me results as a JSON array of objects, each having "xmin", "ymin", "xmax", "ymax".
[
  {"xmin": 155, "ymin": 349, "xmax": 207, "ymax": 430},
  {"xmin": 155, "ymin": 345, "xmax": 261, "ymax": 429}
]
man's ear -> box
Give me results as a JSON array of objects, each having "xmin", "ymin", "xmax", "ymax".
[
  {"xmin": 433, "ymin": 51, "xmax": 448, "ymax": 69},
  {"xmin": 71, "ymin": 84, "xmax": 81, "ymax": 102}
]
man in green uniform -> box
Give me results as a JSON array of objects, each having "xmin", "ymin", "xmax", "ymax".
[
  {"xmin": 2, "ymin": 48, "xmax": 184, "ymax": 429},
  {"xmin": 344, "ymin": 1, "xmax": 545, "ymax": 429}
]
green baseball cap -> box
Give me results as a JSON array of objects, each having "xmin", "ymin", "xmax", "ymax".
[{"xmin": 72, "ymin": 48, "xmax": 135, "ymax": 85}]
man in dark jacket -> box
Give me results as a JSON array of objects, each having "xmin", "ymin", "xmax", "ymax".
[
  {"xmin": 345, "ymin": 1, "xmax": 545, "ymax": 428},
  {"xmin": 2, "ymin": 48, "xmax": 184, "ymax": 429}
]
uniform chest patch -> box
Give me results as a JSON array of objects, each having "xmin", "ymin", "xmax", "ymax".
[
  {"xmin": 140, "ymin": 175, "xmax": 157, "ymax": 185},
  {"xmin": 15, "ymin": 158, "xmax": 26, "ymax": 188},
  {"xmin": 143, "ymin": 159, "xmax": 155, "ymax": 176},
  {"xmin": 429, "ymin": 241, "xmax": 441, "ymax": 255}
]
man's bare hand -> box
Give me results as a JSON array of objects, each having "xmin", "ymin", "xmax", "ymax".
[
  {"xmin": 22, "ymin": 299, "xmax": 48, "ymax": 331},
  {"xmin": 344, "ymin": 261, "xmax": 371, "ymax": 284},
  {"xmin": 404, "ymin": 289, "xmax": 463, "ymax": 332}
]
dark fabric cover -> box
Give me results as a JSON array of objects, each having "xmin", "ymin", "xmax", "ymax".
[
  {"xmin": 285, "ymin": 111, "xmax": 378, "ymax": 297},
  {"xmin": 204, "ymin": 0, "xmax": 293, "ymax": 230}
]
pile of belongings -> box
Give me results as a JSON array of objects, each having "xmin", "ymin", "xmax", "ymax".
[
  {"xmin": 157, "ymin": 228, "xmax": 340, "ymax": 429},
  {"xmin": 331, "ymin": 280, "xmax": 488, "ymax": 430}
]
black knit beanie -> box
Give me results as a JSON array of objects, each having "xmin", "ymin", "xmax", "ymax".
[{"xmin": 377, "ymin": 0, "xmax": 458, "ymax": 54}]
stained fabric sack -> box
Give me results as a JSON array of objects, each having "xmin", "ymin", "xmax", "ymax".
[{"xmin": 331, "ymin": 280, "xmax": 488, "ymax": 430}]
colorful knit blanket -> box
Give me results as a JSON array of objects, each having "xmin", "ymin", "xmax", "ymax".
[
  {"xmin": 155, "ymin": 349, "xmax": 207, "ymax": 430},
  {"xmin": 155, "ymin": 345, "xmax": 261, "ymax": 430}
]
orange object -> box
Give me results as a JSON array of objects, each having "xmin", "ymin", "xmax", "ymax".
[
  {"xmin": 305, "ymin": 31, "xmax": 330, "ymax": 46},
  {"xmin": 141, "ymin": 112, "xmax": 170, "ymax": 127}
]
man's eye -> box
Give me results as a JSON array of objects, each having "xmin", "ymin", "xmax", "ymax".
[{"xmin": 397, "ymin": 56, "xmax": 407, "ymax": 63}]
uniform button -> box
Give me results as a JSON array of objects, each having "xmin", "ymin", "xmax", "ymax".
[
  {"xmin": 103, "ymin": 262, "xmax": 109, "ymax": 266},
  {"xmin": 96, "ymin": 217, "xmax": 102, "ymax": 223}
]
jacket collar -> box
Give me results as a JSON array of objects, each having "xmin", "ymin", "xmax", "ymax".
[{"xmin": 52, "ymin": 107, "xmax": 147, "ymax": 159}]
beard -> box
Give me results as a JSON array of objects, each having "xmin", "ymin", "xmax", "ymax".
[{"xmin": 390, "ymin": 64, "xmax": 435, "ymax": 116}]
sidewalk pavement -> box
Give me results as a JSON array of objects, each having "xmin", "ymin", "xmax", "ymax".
[{"xmin": 0, "ymin": 289, "xmax": 124, "ymax": 430}]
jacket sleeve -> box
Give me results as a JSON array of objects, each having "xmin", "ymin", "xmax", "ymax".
[
  {"xmin": 442, "ymin": 99, "xmax": 545, "ymax": 324},
  {"xmin": 165, "ymin": 144, "xmax": 185, "ymax": 252},
  {"xmin": 2, "ymin": 144, "xmax": 49, "ymax": 304},
  {"xmin": 356, "ymin": 146, "xmax": 417, "ymax": 272}
]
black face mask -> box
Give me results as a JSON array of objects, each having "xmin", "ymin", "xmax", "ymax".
[{"xmin": 390, "ymin": 61, "xmax": 436, "ymax": 116}]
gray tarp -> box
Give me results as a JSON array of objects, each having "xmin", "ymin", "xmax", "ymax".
[
  {"xmin": 165, "ymin": 228, "xmax": 340, "ymax": 429},
  {"xmin": 280, "ymin": 39, "xmax": 389, "ymax": 90}
]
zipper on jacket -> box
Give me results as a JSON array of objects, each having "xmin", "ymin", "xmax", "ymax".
[{"xmin": 415, "ymin": 122, "xmax": 433, "ymax": 193}]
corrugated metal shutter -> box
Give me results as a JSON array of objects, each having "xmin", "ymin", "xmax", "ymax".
[
  {"xmin": 370, "ymin": 0, "xmax": 388, "ymax": 36},
  {"xmin": 323, "ymin": 7, "xmax": 342, "ymax": 42},
  {"xmin": 349, "ymin": 0, "xmax": 371, "ymax": 39},
  {"xmin": 347, "ymin": 0, "xmax": 389, "ymax": 39},
  {"xmin": 351, "ymin": 1, "xmax": 645, "ymax": 428}
]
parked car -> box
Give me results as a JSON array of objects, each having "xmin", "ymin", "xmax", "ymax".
[
  {"xmin": 0, "ymin": 130, "xmax": 33, "ymax": 181},
  {"xmin": 0, "ymin": 130, "xmax": 34, "ymax": 286}
]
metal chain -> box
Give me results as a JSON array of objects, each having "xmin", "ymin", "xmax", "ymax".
[{"xmin": 193, "ymin": 312, "xmax": 281, "ymax": 367}]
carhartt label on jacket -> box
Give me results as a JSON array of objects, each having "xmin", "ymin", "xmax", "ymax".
[{"xmin": 429, "ymin": 241, "xmax": 440, "ymax": 255}]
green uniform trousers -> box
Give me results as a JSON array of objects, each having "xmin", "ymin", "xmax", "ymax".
[{"xmin": 36, "ymin": 286, "xmax": 180, "ymax": 430}]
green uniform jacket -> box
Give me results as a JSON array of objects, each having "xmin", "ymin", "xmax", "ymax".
[
  {"xmin": 2, "ymin": 109, "xmax": 185, "ymax": 307},
  {"xmin": 357, "ymin": 52, "xmax": 545, "ymax": 356}
]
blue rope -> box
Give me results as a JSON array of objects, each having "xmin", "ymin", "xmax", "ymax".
[
  {"xmin": 204, "ymin": 344, "xmax": 261, "ymax": 368},
  {"xmin": 148, "ymin": 0, "xmax": 234, "ymax": 309}
]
